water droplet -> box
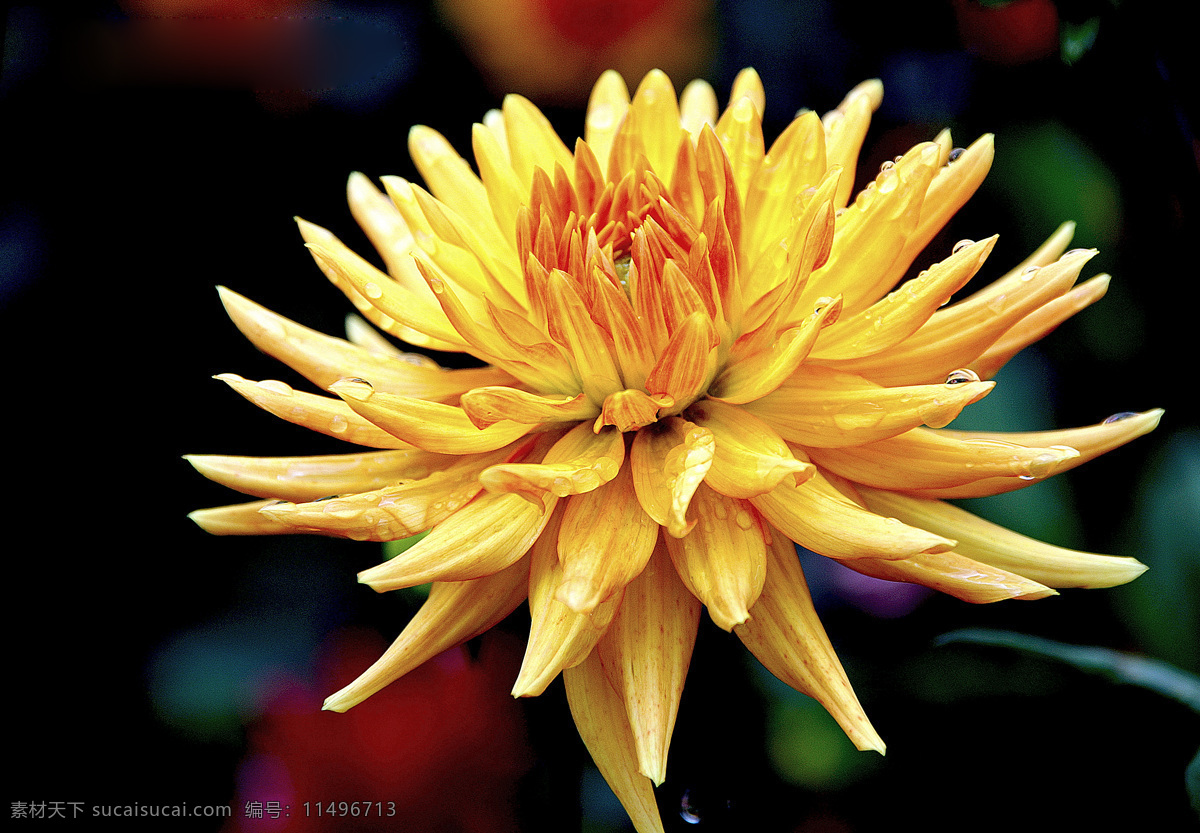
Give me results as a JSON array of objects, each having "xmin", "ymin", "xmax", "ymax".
[
  {"xmin": 1103, "ymin": 411, "xmax": 1138, "ymax": 424},
  {"xmin": 986, "ymin": 293, "xmax": 1009, "ymax": 313},
  {"xmin": 363, "ymin": 282, "xmax": 383, "ymax": 299},
  {"xmin": 833, "ymin": 401, "xmax": 886, "ymax": 430},
  {"xmin": 329, "ymin": 415, "xmax": 349, "ymax": 434},
  {"xmin": 1065, "ymin": 248, "xmax": 1091, "ymax": 257},
  {"xmin": 680, "ymin": 790, "xmax": 702, "ymax": 825},
  {"xmin": 879, "ymin": 159, "xmax": 895, "ymax": 172},
  {"xmin": 344, "ymin": 377, "xmax": 373, "ymax": 388},
  {"xmin": 945, "ymin": 368, "xmax": 980, "ymax": 385},
  {"xmin": 952, "ymin": 239, "xmax": 974, "ymax": 254},
  {"xmin": 257, "ymin": 379, "xmax": 294, "ymax": 395},
  {"xmin": 734, "ymin": 510, "xmax": 753, "ymax": 531},
  {"xmin": 948, "ymin": 147, "xmax": 965, "ymax": 162},
  {"xmin": 1021, "ymin": 265, "xmax": 1039, "ymax": 280}
]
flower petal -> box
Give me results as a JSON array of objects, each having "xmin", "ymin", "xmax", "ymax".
[
  {"xmin": 187, "ymin": 499, "xmax": 296, "ymax": 535},
  {"xmin": 735, "ymin": 530, "xmax": 885, "ymax": 753},
  {"xmin": 216, "ymin": 373, "xmax": 411, "ymax": 448},
  {"xmin": 217, "ymin": 286, "xmax": 516, "ymax": 400},
  {"xmin": 687, "ymin": 400, "xmax": 813, "ymax": 498},
  {"xmin": 481, "ymin": 423, "xmax": 625, "ymax": 499},
  {"xmin": 597, "ymin": 542, "xmax": 701, "ymax": 784},
  {"xmin": 329, "ymin": 378, "xmax": 536, "ymax": 454},
  {"xmin": 741, "ymin": 365, "xmax": 994, "ymax": 448},
  {"xmin": 460, "ymin": 386, "xmax": 597, "ymax": 429},
  {"xmin": 185, "ymin": 448, "xmax": 454, "ymax": 502},
  {"xmin": 857, "ymin": 487, "xmax": 1148, "ymax": 588},
  {"xmin": 323, "ymin": 554, "xmax": 530, "ymax": 712},
  {"xmin": 556, "ymin": 462, "xmax": 659, "ymax": 613},
  {"xmin": 750, "ymin": 459, "xmax": 955, "ymax": 560},
  {"xmin": 840, "ymin": 551, "xmax": 1056, "ymax": 603},
  {"xmin": 563, "ymin": 651, "xmax": 666, "ymax": 833},
  {"xmin": 663, "ymin": 484, "xmax": 766, "ymax": 631},
  {"xmin": 513, "ymin": 503, "xmax": 624, "ymax": 697},
  {"xmin": 629, "ymin": 417, "xmax": 714, "ymax": 537},
  {"xmin": 357, "ymin": 489, "xmax": 556, "ymax": 590},
  {"xmin": 807, "ymin": 427, "xmax": 1081, "ymax": 496}
]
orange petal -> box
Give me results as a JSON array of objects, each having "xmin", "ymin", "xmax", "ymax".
[
  {"xmin": 188, "ymin": 499, "xmax": 296, "ymax": 535},
  {"xmin": 460, "ymin": 386, "xmax": 597, "ymax": 429},
  {"xmin": 644, "ymin": 311, "xmax": 719, "ymax": 411}
]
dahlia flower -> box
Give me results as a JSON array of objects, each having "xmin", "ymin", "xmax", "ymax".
[{"xmin": 188, "ymin": 68, "xmax": 1160, "ymax": 833}]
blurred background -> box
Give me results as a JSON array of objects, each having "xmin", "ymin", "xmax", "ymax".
[{"xmin": 3, "ymin": 0, "xmax": 1198, "ymax": 830}]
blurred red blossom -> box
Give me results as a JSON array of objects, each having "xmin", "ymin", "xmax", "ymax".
[{"xmin": 224, "ymin": 628, "xmax": 534, "ymax": 833}]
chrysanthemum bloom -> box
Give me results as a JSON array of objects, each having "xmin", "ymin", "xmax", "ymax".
[{"xmin": 189, "ymin": 68, "xmax": 1161, "ymax": 833}]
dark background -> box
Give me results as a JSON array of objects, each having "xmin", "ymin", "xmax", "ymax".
[{"xmin": 4, "ymin": 1, "xmax": 1199, "ymax": 830}]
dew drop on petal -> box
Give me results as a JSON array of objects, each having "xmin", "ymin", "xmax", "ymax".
[
  {"xmin": 734, "ymin": 509, "xmax": 754, "ymax": 530},
  {"xmin": 257, "ymin": 379, "xmax": 294, "ymax": 396},
  {"xmin": 952, "ymin": 239, "xmax": 974, "ymax": 254},
  {"xmin": 1021, "ymin": 266, "xmax": 1040, "ymax": 281},
  {"xmin": 363, "ymin": 282, "xmax": 383, "ymax": 299},
  {"xmin": 680, "ymin": 790, "xmax": 702, "ymax": 825},
  {"xmin": 879, "ymin": 159, "xmax": 895, "ymax": 172},
  {"xmin": 1104, "ymin": 411, "xmax": 1138, "ymax": 423},
  {"xmin": 329, "ymin": 414, "xmax": 349, "ymax": 434},
  {"xmin": 948, "ymin": 147, "xmax": 965, "ymax": 162},
  {"xmin": 944, "ymin": 368, "xmax": 980, "ymax": 385}
]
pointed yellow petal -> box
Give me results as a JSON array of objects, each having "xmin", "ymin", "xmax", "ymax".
[
  {"xmin": 807, "ymin": 427, "xmax": 1081, "ymax": 496},
  {"xmin": 714, "ymin": 93, "xmax": 764, "ymax": 201},
  {"xmin": 750, "ymin": 460, "xmax": 955, "ymax": 560},
  {"xmin": 827, "ymin": 247, "xmax": 1095, "ymax": 386},
  {"xmin": 188, "ymin": 500, "xmax": 296, "ymax": 535},
  {"xmin": 822, "ymin": 79, "xmax": 882, "ymax": 208},
  {"xmin": 215, "ymin": 374, "xmax": 411, "ymax": 448},
  {"xmin": 584, "ymin": 69, "xmax": 632, "ymax": 173},
  {"xmin": 687, "ymin": 400, "xmax": 813, "ymax": 498},
  {"xmin": 629, "ymin": 417, "xmax": 714, "ymax": 537},
  {"xmin": 563, "ymin": 651, "xmax": 666, "ymax": 833},
  {"xmin": 679, "ymin": 78, "xmax": 718, "ymax": 138},
  {"xmin": 258, "ymin": 446, "xmax": 519, "ymax": 541},
  {"xmin": 907, "ymin": 409, "xmax": 1164, "ymax": 498},
  {"xmin": 357, "ymin": 489, "xmax": 556, "ymax": 590},
  {"xmin": 842, "ymin": 551, "xmax": 1057, "ymax": 603},
  {"xmin": 345, "ymin": 171, "xmax": 416, "ymax": 278},
  {"xmin": 972, "ymin": 274, "xmax": 1110, "ymax": 379},
  {"xmin": 810, "ymin": 236, "xmax": 998, "ymax": 361},
  {"xmin": 710, "ymin": 296, "xmax": 840, "ymax": 404},
  {"xmin": 217, "ymin": 286, "xmax": 515, "ymax": 401},
  {"xmin": 460, "ymin": 386, "xmax": 597, "ymax": 429},
  {"xmin": 323, "ymin": 555, "xmax": 530, "ymax": 712},
  {"xmin": 597, "ymin": 543, "xmax": 701, "ymax": 784},
  {"xmin": 556, "ymin": 462, "xmax": 659, "ymax": 613},
  {"xmin": 481, "ymin": 423, "xmax": 624, "ymax": 499},
  {"xmin": 627, "ymin": 68, "xmax": 682, "ymax": 182},
  {"xmin": 857, "ymin": 487, "xmax": 1148, "ymax": 588},
  {"xmin": 741, "ymin": 365, "xmax": 994, "ymax": 448},
  {"xmin": 514, "ymin": 504, "xmax": 625, "ymax": 697},
  {"xmin": 735, "ymin": 530, "xmax": 885, "ymax": 753},
  {"xmin": 545, "ymin": 270, "xmax": 624, "ymax": 404},
  {"xmin": 663, "ymin": 484, "xmax": 766, "ymax": 631},
  {"xmin": 503, "ymin": 92, "xmax": 575, "ymax": 191},
  {"xmin": 329, "ymin": 378, "xmax": 535, "ymax": 454},
  {"xmin": 184, "ymin": 448, "xmax": 453, "ymax": 502}
]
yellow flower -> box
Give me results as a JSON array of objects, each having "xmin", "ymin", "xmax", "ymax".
[{"xmin": 188, "ymin": 68, "xmax": 1160, "ymax": 833}]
